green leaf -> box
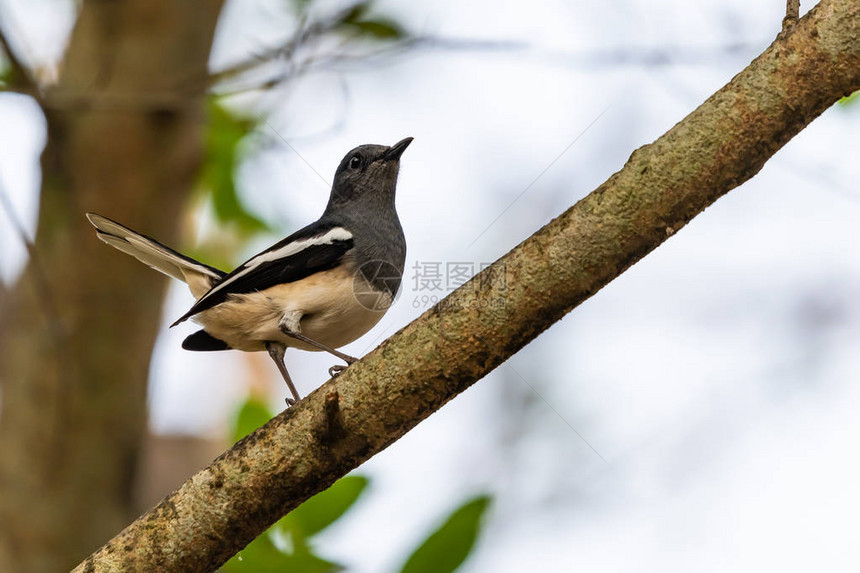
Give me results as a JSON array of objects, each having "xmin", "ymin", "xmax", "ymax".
[
  {"xmin": 336, "ymin": 3, "xmax": 405, "ymax": 40},
  {"xmin": 348, "ymin": 18, "xmax": 404, "ymax": 40},
  {"xmin": 290, "ymin": 0, "xmax": 313, "ymax": 13},
  {"xmin": 399, "ymin": 495, "xmax": 492, "ymax": 573},
  {"xmin": 338, "ymin": 2, "xmax": 371, "ymax": 25},
  {"xmin": 232, "ymin": 397, "xmax": 274, "ymax": 444},
  {"xmin": 220, "ymin": 533, "xmax": 285, "ymax": 573},
  {"xmin": 220, "ymin": 531, "xmax": 343, "ymax": 573},
  {"xmin": 280, "ymin": 475, "xmax": 369, "ymax": 538},
  {"xmin": 201, "ymin": 100, "xmax": 269, "ymax": 235},
  {"xmin": 839, "ymin": 90, "xmax": 859, "ymax": 107},
  {"xmin": 280, "ymin": 550, "xmax": 344, "ymax": 573}
]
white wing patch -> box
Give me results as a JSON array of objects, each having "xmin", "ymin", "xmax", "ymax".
[
  {"xmin": 195, "ymin": 226, "xmax": 353, "ymax": 306},
  {"xmin": 247, "ymin": 227, "xmax": 353, "ymax": 267}
]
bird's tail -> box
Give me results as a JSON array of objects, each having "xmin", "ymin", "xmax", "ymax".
[{"xmin": 86, "ymin": 213, "xmax": 226, "ymax": 298}]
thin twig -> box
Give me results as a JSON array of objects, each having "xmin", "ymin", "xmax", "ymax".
[
  {"xmin": 209, "ymin": 36, "xmax": 758, "ymax": 98},
  {"xmin": 182, "ymin": 8, "xmax": 342, "ymax": 94},
  {"xmin": 0, "ymin": 174, "xmax": 65, "ymax": 340}
]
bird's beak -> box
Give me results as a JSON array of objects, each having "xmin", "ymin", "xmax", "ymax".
[{"xmin": 383, "ymin": 137, "xmax": 414, "ymax": 162}]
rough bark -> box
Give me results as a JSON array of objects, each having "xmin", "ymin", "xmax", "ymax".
[
  {"xmin": 73, "ymin": 0, "xmax": 860, "ymax": 570},
  {"xmin": 0, "ymin": 1, "xmax": 224, "ymax": 571}
]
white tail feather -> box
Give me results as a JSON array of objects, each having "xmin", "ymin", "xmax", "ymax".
[{"xmin": 87, "ymin": 213, "xmax": 222, "ymax": 298}]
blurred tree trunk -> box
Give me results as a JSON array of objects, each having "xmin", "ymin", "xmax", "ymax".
[{"xmin": 0, "ymin": 1, "xmax": 224, "ymax": 571}]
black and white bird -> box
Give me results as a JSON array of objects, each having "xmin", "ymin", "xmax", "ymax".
[{"xmin": 87, "ymin": 137, "xmax": 412, "ymax": 405}]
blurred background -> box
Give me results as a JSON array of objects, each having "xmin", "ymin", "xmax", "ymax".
[{"xmin": 1, "ymin": 0, "xmax": 859, "ymax": 571}]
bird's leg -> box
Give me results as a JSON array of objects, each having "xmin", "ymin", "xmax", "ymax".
[
  {"xmin": 266, "ymin": 342, "xmax": 300, "ymax": 406},
  {"xmin": 278, "ymin": 313, "xmax": 358, "ymax": 376},
  {"xmin": 284, "ymin": 329, "xmax": 358, "ymax": 364}
]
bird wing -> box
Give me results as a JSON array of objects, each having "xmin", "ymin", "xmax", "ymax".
[{"xmin": 171, "ymin": 222, "xmax": 354, "ymax": 326}]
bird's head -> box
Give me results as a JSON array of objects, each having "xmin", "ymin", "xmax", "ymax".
[{"xmin": 326, "ymin": 137, "xmax": 413, "ymax": 212}]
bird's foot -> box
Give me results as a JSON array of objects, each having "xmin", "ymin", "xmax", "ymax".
[
  {"xmin": 329, "ymin": 364, "xmax": 349, "ymax": 377},
  {"xmin": 285, "ymin": 396, "xmax": 296, "ymax": 407}
]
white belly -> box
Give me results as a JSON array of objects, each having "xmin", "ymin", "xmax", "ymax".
[{"xmin": 193, "ymin": 265, "xmax": 392, "ymax": 352}]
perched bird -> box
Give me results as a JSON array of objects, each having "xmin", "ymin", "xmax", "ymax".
[{"xmin": 87, "ymin": 137, "xmax": 412, "ymax": 405}]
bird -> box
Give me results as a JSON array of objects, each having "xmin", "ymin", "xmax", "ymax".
[{"xmin": 86, "ymin": 137, "xmax": 412, "ymax": 405}]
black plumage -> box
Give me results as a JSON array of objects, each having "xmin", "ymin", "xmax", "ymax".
[{"xmin": 171, "ymin": 222, "xmax": 354, "ymax": 326}]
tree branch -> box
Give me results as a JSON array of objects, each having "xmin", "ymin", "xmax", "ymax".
[{"xmin": 74, "ymin": 0, "xmax": 860, "ymax": 570}]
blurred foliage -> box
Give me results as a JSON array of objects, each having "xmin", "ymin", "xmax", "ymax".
[
  {"xmin": 182, "ymin": 240, "xmax": 234, "ymax": 280},
  {"xmin": 223, "ymin": 533, "xmax": 342, "ymax": 573},
  {"xmin": 287, "ymin": 1, "xmax": 406, "ymax": 40},
  {"xmin": 335, "ymin": 3, "xmax": 405, "ymax": 40},
  {"xmin": 400, "ymin": 496, "xmax": 492, "ymax": 573},
  {"xmin": 284, "ymin": 476, "xmax": 368, "ymax": 539},
  {"xmin": 221, "ymin": 397, "xmax": 491, "ymax": 572},
  {"xmin": 221, "ymin": 475, "xmax": 366, "ymax": 572},
  {"xmin": 838, "ymin": 89, "xmax": 859, "ymax": 107},
  {"xmin": 223, "ymin": 397, "xmax": 367, "ymax": 572},
  {"xmin": 289, "ymin": 0, "xmax": 314, "ymax": 13},
  {"xmin": 231, "ymin": 396, "xmax": 274, "ymax": 444},
  {"xmin": 199, "ymin": 99, "xmax": 269, "ymax": 236},
  {"xmin": 0, "ymin": 51, "xmax": 12, "ymax": 86}
]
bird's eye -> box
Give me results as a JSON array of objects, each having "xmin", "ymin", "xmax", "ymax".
[{"xmin": 349, "ymin": 155, "xmax": 361, "ymax": 170}]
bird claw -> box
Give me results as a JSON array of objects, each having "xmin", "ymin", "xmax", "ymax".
[
  {"xmin": 329, "ymin": 364, "xmax": 348, "ymax": 377},
  {"xmin": 285, "ymin": 396, "xmax": 296, "ymax": 407}
]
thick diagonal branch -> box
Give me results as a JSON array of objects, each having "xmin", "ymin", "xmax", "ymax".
[{"xmin": 74, "ymin": 1, "xmax": 859, "ymax": 571}]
